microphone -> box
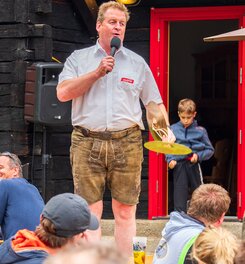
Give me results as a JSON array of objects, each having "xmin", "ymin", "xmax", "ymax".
[{"xmin": 110, "ymin": 36, "xmax": 121, "ymax": 57}]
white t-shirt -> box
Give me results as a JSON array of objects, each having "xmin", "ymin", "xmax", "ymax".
[{"xmin": 58, "ymin": 41, "xmax": 162, "ymax": 131}]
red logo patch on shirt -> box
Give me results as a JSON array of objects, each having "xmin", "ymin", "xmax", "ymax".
[{"xmin": 121, "ymin": 77, "xmax": 134, "ymax": 84}]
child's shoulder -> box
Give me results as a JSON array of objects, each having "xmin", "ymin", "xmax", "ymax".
[
  {"xmin": 196, "ymin": 125, "xmax": 205, "ymax": 130},
  {"xmin": 195, "ymin": 125, "xmax": 207, "ymax": 133}
]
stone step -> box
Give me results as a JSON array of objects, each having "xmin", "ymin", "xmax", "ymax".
[
  {"xmin": 101, "ymin": 218, "xmax": 243, "ymax": 238},
  {"xmin": 101, "ymin": 219, "xmax": 167, "ymax": 237},
  {"xmin": 101, "ymin": 235, "xmax": 158, "ymax": 255},
  {"xmin": 101, "ymin": 218, "xmax": 243, "ymax": 255}
]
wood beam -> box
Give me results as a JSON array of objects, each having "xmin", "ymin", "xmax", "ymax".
[{"xmin": 71, "ymin": 0, "xmax": 98, "ymax": 39}]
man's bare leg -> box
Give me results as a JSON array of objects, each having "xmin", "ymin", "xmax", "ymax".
[
  {"xmin": 112, "ymin": 198, "xmax": 136, "ymax": 257},
  {"xmin": 86, "ymin": 200, "xmax": 103, "ymax": 242}
]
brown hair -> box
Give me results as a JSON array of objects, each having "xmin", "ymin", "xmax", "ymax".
[
  {"xmin": 187, "ymin": 184, "xmax": 231, "ymax": 223},
  {"xmin": 97, "ymin": 1, "xmax": 130, "ymax": 23},
  {"xmin": 35, "ymin": 218, "xmax": 71, "ymax": 248},
  {"xmin": 178, "ymin": 98, "xmax": 196, "ymax": 114},
  {"xmin": 192, "ymin": 226, "xmax": 239, "ymax": 264}
]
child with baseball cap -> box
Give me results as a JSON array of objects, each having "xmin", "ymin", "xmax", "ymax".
[{"xmin": 0, "ymin": 193, "xmax": 99, "ymax": 264}]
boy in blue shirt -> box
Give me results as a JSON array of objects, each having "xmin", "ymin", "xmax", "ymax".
[{"xmin": 166, "ymin": 98, "xmax": 214, "ymax": 212}]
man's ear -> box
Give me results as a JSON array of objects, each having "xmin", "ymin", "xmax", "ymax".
[
  {"xmin": 12, "ymin": 166, "xmax": 20, "ymax": 178},
  {"xmin": 193, "ymin": 111, "xmax": 197, "ymax": 118},
  {"xmin": 214, "ymin": 212, "xmax": 225, "ymax": 227},
  {"xmin": 96, "ymin": 21, "xmax": 101, "ymax": 32}
]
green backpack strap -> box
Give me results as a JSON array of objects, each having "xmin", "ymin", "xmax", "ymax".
[{"xmin": 178, "ymin": 235, "xmax": 198, "ymax": 264}]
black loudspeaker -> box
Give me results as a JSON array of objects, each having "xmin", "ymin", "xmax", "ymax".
[{"xmin": 25, "ymin": 62, "xmax": 71, "ymax": 125}]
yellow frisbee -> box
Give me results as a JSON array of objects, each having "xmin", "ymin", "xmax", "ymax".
[{"xmin": 144, "ymin": 141, "xmax": 192, "ymax": 155}]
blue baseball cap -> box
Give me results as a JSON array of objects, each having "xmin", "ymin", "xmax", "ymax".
[{"xmin": 42, "ymin": 193, "xmax": 99, "ymax": 238}]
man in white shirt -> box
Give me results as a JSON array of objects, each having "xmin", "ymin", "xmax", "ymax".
[{"xmin": 57, "ymin": 1, "xmax": 174, "ymax": 257}]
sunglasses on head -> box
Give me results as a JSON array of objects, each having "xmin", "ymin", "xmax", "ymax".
[{"xmin": 0, "ymin": 152, "xmax": 21, "ymax": 166}]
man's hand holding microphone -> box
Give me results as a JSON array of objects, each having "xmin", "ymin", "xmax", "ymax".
[{"xmin": 97, "ymin": 36, "xmax": 121, "ymax": 77}]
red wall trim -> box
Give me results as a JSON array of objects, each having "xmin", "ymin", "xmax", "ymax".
[
  {"xmin": 237, "ymin": 16, "xmax": 245, "ymax": 219},
  {"xmin": 149, "ymin": 5, "xmax": 245, "ymax": 219},
  {"xmin": 151, "ymin": 6, "xmax": 245, "ymax": 21}
]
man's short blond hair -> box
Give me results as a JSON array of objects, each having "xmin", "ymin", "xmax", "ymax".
[
  {"xmin": 97, "ymin": 1, "xmax": 130, "ymax": 23},
  {"xmin": 192, "ymin": 226, "xmax": 239, "ymax": 264},
  {"xmin": 178, "ymin": 98, "xmax": 196, "ymax": 114},
  {"xmin": 187, "ymin": 184, "xmax": 231, "ymax": 223}
]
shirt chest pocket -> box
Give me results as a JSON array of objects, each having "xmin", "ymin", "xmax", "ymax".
[{"xmin": 118, "ymin": 72, "xmax": 141, "ymax": 96}]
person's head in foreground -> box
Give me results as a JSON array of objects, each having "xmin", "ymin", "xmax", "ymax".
[
  {"xmin": 234, "ymin": 240, "xmax": 245, "ymax": 264},
  {"xmin": 36, "ymin": 192, "xmax": 99, "ymax": 247},
  {"xmin": 44, "ymin": 240, "xmax": 127, "ymax": 264},
  {"xmin": 187, "ymin": 183, "xmax": 231, "ymax": 226},
  {"xmin": 0, "ymin": 193, "xmax": 99, "ymax": 264},
  {"xmin": 192, "ymin": 226, "xmax": 239, "ymax": 264}
]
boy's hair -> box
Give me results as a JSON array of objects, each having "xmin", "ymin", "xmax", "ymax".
[
  {"xmin": 35, "ymin": 218, "xmax": 71, "ymax": 248},
  {"xmin": 234, "ymin": 241, "xmax": 245, "ymax": 264},
  {"xmin": 192, "ymin": 226, "xmax": 239, "ymax": 264},
  {"xmin": 97, "ymin": 1, "xmax": 130, "ymax": 23},
  {"xmin": 178, "ymin": 98, "xmax": 196, "ymax": 114},
  {"xmin": 187, "ymin": 184, "xmax": 231, "ymax": 223},
  {"xmin": 0, "ymin": 152, "xmax": 23, "ymax": 177}
]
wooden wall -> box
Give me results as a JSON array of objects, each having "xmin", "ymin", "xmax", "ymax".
[
  {"xmin": 0, "ymin": 0, "xmax": 242, "ymax": 218},
  {"xmin": 0, "ymin": 0, "xmax": 151, "ymax": 218}
]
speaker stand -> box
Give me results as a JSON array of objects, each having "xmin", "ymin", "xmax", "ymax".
[{"xmin": 41, "ymin": 125, "xmax": 49, "ymax": 202}]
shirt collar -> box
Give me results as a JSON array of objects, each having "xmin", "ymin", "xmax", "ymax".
[{"xmin": 94, "ymin": 39, "xmax": 126, "ymax": 57}]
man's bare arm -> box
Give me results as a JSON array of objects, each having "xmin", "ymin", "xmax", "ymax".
[
  {"xmin": 57, "ymin": 56, "xmax": 114, "ymax": 102},
  {"xmin": 158, "ymin": 103, "xmax": 170, "ymax": 127}
]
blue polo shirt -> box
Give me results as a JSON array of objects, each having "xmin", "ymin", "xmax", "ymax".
[{"xmin": 0, "ymin": 178, "xmax": 44, "ymax": 240}]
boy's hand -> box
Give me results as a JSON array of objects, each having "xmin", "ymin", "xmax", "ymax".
[
  {"xmin": 169, "ymin": 160, "xmax": 177, "ymax": 169},
  {"xmin": 190, "ymin": 153, "xmax": 198, "ymax": 163}
]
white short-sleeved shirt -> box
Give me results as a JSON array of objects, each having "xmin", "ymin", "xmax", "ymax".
[{"xmin": 58, "ymin": 41, "xmax": 163, "ymax": 131}]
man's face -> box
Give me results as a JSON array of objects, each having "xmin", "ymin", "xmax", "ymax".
[
  {"xmin": 178, "ymin": 111, "xmax": 196, "ymax": 128},
  {"xmin": 96, "ymin": 7, "xmax": 126, "ymax": 51},
  {"xmin": 0, "ymin": 156, "xmax": 18, "ymax": 179}
]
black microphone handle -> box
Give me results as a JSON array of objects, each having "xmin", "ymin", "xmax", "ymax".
[
  {"xmin": 110, "ymin": 47, "xmax": 117, "ymax": 57},
  {"xmin": 106, "ymin": 47, "xmax": 117, "ymax": 74}
]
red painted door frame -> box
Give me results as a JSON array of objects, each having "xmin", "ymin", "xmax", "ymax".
[{"xmin": 149, "ymin": 5, "xmax": 245, "ymax": 219}]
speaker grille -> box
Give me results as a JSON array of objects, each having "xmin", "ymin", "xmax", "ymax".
[{"xmin": 24, "ymin": 62, "xmax": 71, "ymax": 126}]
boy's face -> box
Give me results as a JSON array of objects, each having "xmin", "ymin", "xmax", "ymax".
[{"xmin": 178, "ymin": 111, "xmax": 196, "ymax": 128}]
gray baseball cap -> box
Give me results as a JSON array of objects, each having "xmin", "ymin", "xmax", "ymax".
[{"xmin": 42, "ymin": 193, "xmax": 99, "ymax": 238}]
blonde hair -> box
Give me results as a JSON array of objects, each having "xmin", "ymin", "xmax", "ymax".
[
  {"xmin": 44, "ymin": 240, "xmax": 127, "ymax": 264},
  {"xmin": 187, "ymin": 184, "xmax": 231, "ymax": 223},
  {"xmin": 97, "ymin": 1, "xmax": 130, "ymax": 23},
  {"xmin": 234, "ymin": 241, "xmax": 245, "ymax": 264},
  {"xmin": 192, "ymin": 226, "xmax": 239, "ymax": 264},
  {"xmin": 178, "ymin": 98, "xmax": 196, "ymax": 114}
]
